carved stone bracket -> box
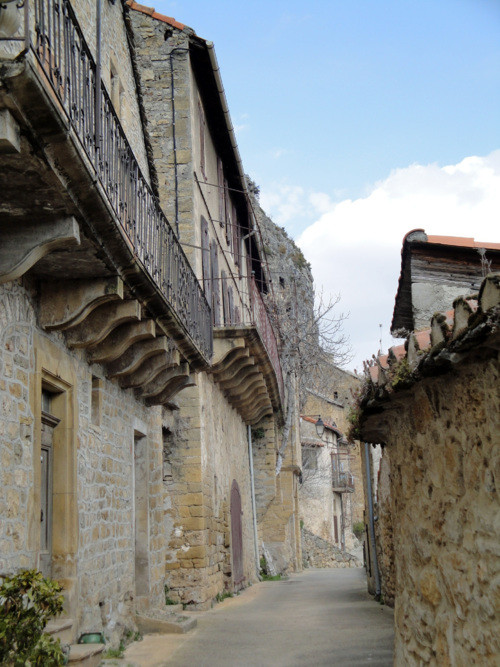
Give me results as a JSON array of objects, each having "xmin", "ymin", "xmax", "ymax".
[
  {"xmin": 65, "ymin": 300, "xmax": 141, "ymax": 348},
  {"xmin": 40, "ymin": 277, "xmax": 123, "ymax": 330},
  {"xmin": 0, "ymin": 216, "xmax": 80, "ymax": 285},
  {"xmin": 88, "ymin": 319, "xmax": 155, "ymax": 364}
]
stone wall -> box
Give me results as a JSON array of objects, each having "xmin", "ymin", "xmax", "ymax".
[
  {"xmin": 163, "ymin": 376, "xmax": 259, "ymax": 609},
  {"xmin": 384, "ymin": 366, "xmax": 499, "ymax": 665},
  {"xmin": 374, "ymin": 448, "xmax": 395, "ymax": 607},
  {"xmin": 0, "ymin": 279, "xmax": 170, "ymax": 643},
  {"xmin": 302, "ymin": 529, "xmax": 361, "ymax": 569}
]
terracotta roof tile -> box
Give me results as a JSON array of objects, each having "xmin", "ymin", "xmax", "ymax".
[
  {"xmin": 126, "ymin": 1, "xmax": 187, "ymax": 31},
  {"xmin": 426, "ymin": 235, "xmax": 500, "ymax": 251}
]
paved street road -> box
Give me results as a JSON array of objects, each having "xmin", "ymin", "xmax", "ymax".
[{"xmin": 124, "ymin": 568, "xmax": 394, "ymax": 667}]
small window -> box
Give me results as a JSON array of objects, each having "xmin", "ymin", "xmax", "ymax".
[
  {"xmin": 302, "ymin": 447, "xmax": 318, "ymax": 470},
  {"xmin": 91, "ymin": 376, "xmax": 103, "ymax": 426},
  {"xmin": 162, "ymin": 428, "xmax": 173, "ymax": 481},
  {"xmin": 279, "ymin": 277, "xmax": 285, "ymax": 288}
]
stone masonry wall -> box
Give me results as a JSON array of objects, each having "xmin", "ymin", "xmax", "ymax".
[
  {"xmin": 0, "ymin": 279, "xmax": 170, "ymax": 645},
  {"xmin": 302, "ymin": 529, "xmax": 361, "ymax": 569},
  {"xmin": 374, "ymin": 447, "xmax": 395, "ymax": 607},
  {"xmin": 163, "ymin": 376, "xmax": 258, "ymax": 609},
  {"xmin": 382, "ymin": 360, "xmax": 499, "ymax": 665}
]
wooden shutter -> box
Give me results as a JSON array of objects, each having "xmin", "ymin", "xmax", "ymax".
[
  {"xmin": 221, "ymin": 270, "xmax": 229, "ymax": 325},
  {"xmin": 217, "ymin": 157, "xmax": 225, "ymax": 226},
  {"xmin": 228, "ymin": 286, "xmax": 235, "ymax": 325},
  {"xmin": 201, "ymin": 216, "xmax": 211, "ymax": 307},
  {"xmin": 224, "ymin": 180, "xmax": 231, "ymax": 247},
  {"xmin": 210, "ymin": 241, "xmax": 221, "ymax": 326}
]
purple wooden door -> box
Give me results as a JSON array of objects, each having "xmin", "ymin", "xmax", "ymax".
[{"xmin": 230, "ymin": 480, "xmax": 244, "ymax": 586}]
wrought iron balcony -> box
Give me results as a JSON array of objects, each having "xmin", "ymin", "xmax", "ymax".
[
  {"xmin": 332, "ymin": 470, "xmax": 354, "ymax": 493},
  {"xmin": 1, "ymin": 0, "xmax": 212, "ymax": 362},
  {"xmin": 249, "ymin": 277, "xmax": 284, "ymax": 403}
]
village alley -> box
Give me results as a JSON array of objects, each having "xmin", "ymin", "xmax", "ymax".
[{"xmin": 123, "ymin": 569, "xmax": 394, "ymax": 667}]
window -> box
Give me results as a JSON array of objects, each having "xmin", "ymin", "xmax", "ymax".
[{"xmin": 302, "ymin": 447, "xmax": 318, "ymax": 470}]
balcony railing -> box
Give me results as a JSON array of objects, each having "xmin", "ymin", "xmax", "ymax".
[
  {"xmin": 332, "ymin": 470, "xmax": 354, "ymax": 492},
  {"xmin": 6, "ymin": 0, "xmax": 212, "ymax": 361},
  {"xmin": 249, "ymin": 277, "xmax": 284, "ymax": 403}
]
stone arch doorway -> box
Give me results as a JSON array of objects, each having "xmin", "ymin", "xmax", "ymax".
[{"xmin": 230, "ymin": 480, "xmax": 244, "ymax": 588}]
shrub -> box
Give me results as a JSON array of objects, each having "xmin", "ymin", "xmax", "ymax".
[
  {"xmin": 0, "ymin": 570, "xmax": 65, "ymax": 666},
  {"xmin": 352, "ymin": 521, "xmax": 365, "ymax": 540}
]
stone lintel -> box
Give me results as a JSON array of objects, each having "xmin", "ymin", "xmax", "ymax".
[
  {"xmin": 40, "ymin": 276, "xmax": 123, "ymax": 330},
  {"xmin": 0, "ymin": 216, "xmax": 80, "ymax": 285},
  {"xmin": 89, "ymin": 319, "xmax": 156, "ymax": 364},
  {"xmin": 65, "ymin": 300, "xmax": 141, "ymax": 348}
]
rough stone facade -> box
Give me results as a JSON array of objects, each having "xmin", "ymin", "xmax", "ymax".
[
  {"xmin": 302, "ymin": 529, "xmax": 361, "ymax": 569},
  {"xmin": 358, "ymin": 272, "xmax": 500, "ymax": 665},
  {"xmin": 0, "ymin": 0, "xmax": 293, "ymax": 655}
]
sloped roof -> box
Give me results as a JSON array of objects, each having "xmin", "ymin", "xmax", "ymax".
[{"xmin": 301, "ymin": 415, "xmax": 342, "ymax": 437}]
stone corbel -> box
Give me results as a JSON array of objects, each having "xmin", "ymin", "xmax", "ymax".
[
  {"xmin": 119, "ymin": 348, "xmax": 181, "ymax": 389},
  {"xmin": 65, "ymin": 300, "xmax": 141, "ymax": 348},
  {"xmin": 40, "ymin": 276, "xmax": 123, "ymax": 330},
  {"xmin": 211, "ymin": 337, "xmax": 247, "ymax": 370},
  {"xmin": 106, "ymin": 336, "xmax": 172, "ymax": 379},
  {"xmin": 231, "ymin": 384, "xmax": 269, "ymax": 410},
  {"xmin": 214, "ymin": 354, "xmax": 255, "ymax": 388},
  {"xmin": 247, "ymin": 402, "xmax": 273, "ymax": 425},
  {"xmin": 145, "ymin": 375, "xmax": 196, "ymax": 407},
  {"xmin": 88, "ymin": 319, "xmax": 155, "ymax": 364},
  {"xmin": 210, "ymin": 347, "xmax": 250, "ymax": 380},
  {"xmin": 0, "ymin": 216, "xmax": 80, "ymax": 285},
  {"xmin": 221, "ymin": 368, "xmax": 261, "ymax": 396},
  {"xmin": 138, "ymin": 363, "xmax": 196, "ymax": 406}
]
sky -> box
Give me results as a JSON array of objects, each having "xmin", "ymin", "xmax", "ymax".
[{"xmin": 155, "ymin": 0, "xmax": 500, "ymax": 371}]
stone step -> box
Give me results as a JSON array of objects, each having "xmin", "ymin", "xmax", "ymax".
[
  {"xmin": 68, "ymin": 643, "xmax": 105, "ymax": 667},
  {"xmin": 45, "ymin": 617, "xmax": 76, "ymax": 644},
  {"xmin": 136, "ymin": 611, "xmax": 197, "ymax": 635}
]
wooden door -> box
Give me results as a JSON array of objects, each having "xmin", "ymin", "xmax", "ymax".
[
  {"xmin": 40, "ymin": 400, "xmax": 59, "ymax": 577},
  {"xmin": 230, "ymin": 480, "xmax": 244, "ymax": 587}
]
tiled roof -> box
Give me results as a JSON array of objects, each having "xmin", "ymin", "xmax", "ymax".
[
  {"xmin": 363, "ymin": 273, "xmax": 500, "ymax": 389},
  {"xmin": 125, "ymin": 1, "xmax": 188, "ymax": 32},
  {"xmin": 426, "ymin": 235, "xmax": 500, "ymax": 251}
]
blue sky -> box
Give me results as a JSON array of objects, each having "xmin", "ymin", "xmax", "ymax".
[{"xmin": 155, "ymin": 0, "xmax": 500, "ymax": 370}]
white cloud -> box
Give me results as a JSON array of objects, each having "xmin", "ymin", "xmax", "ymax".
[{"xmin": 296, "ymin": 151, "xmax": 500, "ymax": 372}]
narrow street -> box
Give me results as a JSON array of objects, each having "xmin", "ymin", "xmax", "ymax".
[{"xmin": 124, "ymin": 569, "xmax": 394, "ymax": 667}]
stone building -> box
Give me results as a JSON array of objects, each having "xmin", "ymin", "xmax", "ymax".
[
  {"xmin": 355, "ymin": 231, "xmax": 500, "ymax": 664},
  {"xmin": 0, "ymin": 0, "xmax": 298, "ymax": 655}
]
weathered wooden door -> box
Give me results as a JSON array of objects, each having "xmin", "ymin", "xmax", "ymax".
[{"xmin": 230, "ymin": 480, "xmax": 244, "ymax": 587}]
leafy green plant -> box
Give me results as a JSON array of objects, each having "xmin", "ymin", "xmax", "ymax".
[
  {"xmin": 352, "ymin": 521, "xmax": 365, "ymax": 540},
  {"xmin": 0, "ymin": 569, "xmax": 65, "ymax": 666},
  {"xmin": 104, "ymin": 642, "xmax": 125, "ymax": 659},
  {"xmin": 164, "ymin": 584, "xmax": 178, "ymax": 606},
  {"xmin": 251, "ymin": 427, "xmax": 265, "ymax": 440},
  {"xmin": 215, "ymin": 590, "xmax": 233, "ymax": 603}
]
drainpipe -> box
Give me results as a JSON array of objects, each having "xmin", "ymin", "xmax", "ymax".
[
  {"xmin": 247, "ymin": 425, "xmax": 261, "ymax": 578},
  {"xmin": 364, "ymin": 442, "xmax": 381, "ymax": 598}
]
